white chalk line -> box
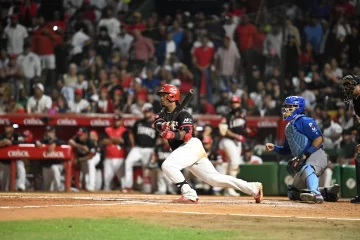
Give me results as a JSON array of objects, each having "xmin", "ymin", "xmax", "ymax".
[{"xmin": 163, "ymin": 210, "xmax": 360, "ymax": 221}]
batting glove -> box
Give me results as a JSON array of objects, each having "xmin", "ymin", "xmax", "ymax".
[
  {"xmin": 235, "ymin": 134, "xmax": 246, "ymax": 142},
  {"xmin": 163, "ymin": 131, "xmax": 175, "ymax": 140}
]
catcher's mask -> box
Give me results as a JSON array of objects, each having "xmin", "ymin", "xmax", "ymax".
[{"xmin": 342, "ymin": 75, "xmax": 359, "ymax": 108}]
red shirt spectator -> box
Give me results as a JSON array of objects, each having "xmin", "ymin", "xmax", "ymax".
[
  {"xmin": 32, "ymin": 17, "xmax": 63, "ymax": 55},
  {"xmin": 19, "ymin": 0, "xmax": 38, "ymax": 26},
  {"xmin": 192, "ymin": 44, "xmax": 215, "ymax": 67},
  {"xmin": 234, "ymin": 17, "xmax": 257, "ymax": 51},
  {"xmin": 127, "ymin": 12, "xmax": 146, "ymax": 33},
  {"xmin": 97, "ymin": 88, "xmax": 115, "ymax": 113}
]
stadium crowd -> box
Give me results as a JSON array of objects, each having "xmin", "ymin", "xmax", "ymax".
[{"xmin": 0, "ymin": 0, "xmax": 359, "ymax": 193}]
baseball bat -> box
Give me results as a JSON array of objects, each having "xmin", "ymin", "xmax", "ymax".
[{"xmin": 170, "ymin": 89, "xmax": 195, "ymax": 122}]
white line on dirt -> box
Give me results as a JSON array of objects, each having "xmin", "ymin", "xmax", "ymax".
[{"xmin": 162, "ymin": 210, "xmax": 360, "ymax": 221}]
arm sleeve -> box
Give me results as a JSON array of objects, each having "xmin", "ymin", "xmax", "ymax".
[
  {"xmin": 153, "ymin": 112, "xmax": 166, "ymax": 131},
  {"xmin": 274, "ymin": 138, "xmax": 292, "ymax": 155},
  {"xmin": 177, "ymin": 111, "xmax": 194, "ymax": 134}
]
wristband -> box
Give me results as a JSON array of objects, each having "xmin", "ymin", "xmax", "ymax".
[
  {"xmin": 174, "ymin": 131, "xmax": 181, "ymax": 140},
  {"xmin": 307, "ymin": 145, "xmax": 318, "ymax": 154}
]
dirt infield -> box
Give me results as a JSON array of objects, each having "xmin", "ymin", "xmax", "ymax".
[{"xmin": 0, "ymin": 193, "xmax": 359, "ymax": 223}]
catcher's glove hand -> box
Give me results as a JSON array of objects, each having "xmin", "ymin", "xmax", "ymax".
[{"xmin": 287, "ymin": 153, "xmax": 310, "ymax": 174}]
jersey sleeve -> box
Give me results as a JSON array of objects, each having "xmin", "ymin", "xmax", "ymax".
[
  {"xmin": 297, "ymin": 117, "xmax": 322, "ymax": 141},
  {"xmin": 88, "ymin": 140, "xmax": 97, "ymax": 154},
  {"xmin": 274, "ymin": 138, "xmax": 292, "ymax": 155},
  {"xmin": 153, "ymin": 111, "xmax": 166, "ymax": 131},
  {"xmin": 177, "ymin": 110, "xmax": 194, "ymax": 134}
]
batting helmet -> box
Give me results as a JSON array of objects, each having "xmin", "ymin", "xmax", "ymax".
[
  {"xmin": 156, "ymin": 84, "xmax": 180, "ymax": 102},
  {"xmin": 231, "ymin": 95, "xmax": 241, "ymax": 104}
]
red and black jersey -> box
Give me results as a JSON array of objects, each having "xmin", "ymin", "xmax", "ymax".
[
  {"xmin": 221, "ymin": 108, "xmax": 248, "ymax": 137},
  {"xmin": 154, "ymin": 143, "xmax": 172, "ymax": 168},
  {"xmin": 153, "ymin": 109, "xmax": 195, "ymax": 150},
  {"xmin": 102, "ymin": 126, "xmax": 127, "ymax": 159},
  {"xmin": 74, "ymin": 137, "xmax": 97, "ymax": 158},
  {"xmin": 0, "ymin": 132, "xmax": 25, "ymax": 164},
  {"xmin": 132, "ymin": 119, "xmax": 158, "ymax": 148}
]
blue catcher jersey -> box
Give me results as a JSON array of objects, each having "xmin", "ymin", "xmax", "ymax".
[{"xmin": 276, "ymin": 114, "xmax": 323, "ymax": 156}]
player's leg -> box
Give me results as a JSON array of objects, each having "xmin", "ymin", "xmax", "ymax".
[
  {"xmin": 16, "ymin": 160, "xmax": 26, "ymax": 191},
  {"xmin": 299, "ymin": 149, "xmax": 328, "ymax": 203},
  {"xmin": 86, "ymin": 153, "xmax": 101, "ymax": 191},
  {"xmin": 103, "ymin": 158, "xmax": 116, "ymax": 191},
  {"xmin": 95, "ymin": 169, "xmax": 103, "ymax": 191},
  {"xmin": 287, "ymin": 173, "xmax": 305, "ymax": 201},
  {"xmin": 213, "ymin": 162, "xmax": 228, "ymax": 195},
  {"xmin": 319, "ymin": 167, "xmax": 333, "ymax": 187},
  {"xmin": 155, "ymin": 169, "xmax": 167, "ymax": 194},
  {"xmin": 351, "ymin": 154, "xmax": 360, "ymax": 203},
  {"xmin": 0, "ymin": 163, "xmax": 10, "ymax": 191},
  {"xmin": 113, "ymin": 158, "xmax": 125, "ymax": 189},
  {"xmin": 219, "ymin": 138, "xmax": 242, "ymax": 196},
  {"xmin": 140, "ymin": 148, "xmax": 154, "ymax": 193},
  {"xmin": 188, "ymin": 157, "xmax": 262, "ymax": 202},
  {"xmin": 52, "ymin": 164, "xmax": 64, "ymax": 191},
  {"xmin": 123, "ymin": 147, "xmax": 142, "ymax": 189},
  {"xmin": 42, "ymin": 166, "xmax": 53, "ymax": 191},
  {"xmin": 161, "ymin": 138, "xmax": 208, "ymax": 202}
]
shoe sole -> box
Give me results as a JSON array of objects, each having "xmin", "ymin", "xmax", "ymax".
[
  {"xmin": 300, "ymin": 193, "xmax": 324, "ymax": 204},
  {"xmin": 172, "ymin": 199, "xmax": 199, "ymax": 204},
  {"xmin": 255, "ymin": 183, "xmax": 263, "ymax": 203}
]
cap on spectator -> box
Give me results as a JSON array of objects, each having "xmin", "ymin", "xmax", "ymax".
[
  {"xmin": 115, "ymin": 89, "xmax": 122, "ymax": 95},
  {"xmin": 9, "ymin": 53, "xmax": 17, "ymax": 59},
  {"xmin": 76, "ymin": 127, "xmax": 88, "ymax": 136},
  {"xmin": 11, "ymin": 14, "xmax": 18, "ymax": 20},
  {"xmin": 45, "ymin": 126, "xmax": 55, "ymax": 131},
  {"xmin": 202, "ymin": 136, "xmax": 213, "ymax": 145},
  {"xmin": 137, "ymin": 93, "xmax": 147, "ymax": 101},
  {"xmin": 252, "ymin": 65, "xmax": 260, "ymax": 72},
  {"xmin": 34, "ymin": 83, "xmax": 44, "ymax": 92},
  {"xmin": 221, "ymin": 87, "xmax": 230, "ymax": 93},
  {"xmin": 113, "ymin": 114, "xmax": 122, "ymax": 120},
  {"xmin": 134, "ymin": 77, "xmax": 142, "ymax": 84},
  {"xmin": 142, "ymin": 103, "xmax": 153, "ymax": 112},
  {"xmin": 75, "ymin": 88, "xmax": 83, "ymax": 95},
  {"xmin": 171, "ymin": 79, "xmax": 181, "ymax": 87}
]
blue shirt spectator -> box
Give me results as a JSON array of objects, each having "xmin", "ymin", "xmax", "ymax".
[{"xmin": 304, "ymin": 18, "xmax": 323, "ymax": 53}]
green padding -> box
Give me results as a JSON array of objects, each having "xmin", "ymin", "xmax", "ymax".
[
  {"xmin": 278, "ymin": 162, "xmax": 294, "ymax": 196},
  {"xmin": 341, "ymin": 165, "xmax": 357, "ymax": 198},
  {"xmin": 238, "ymin": 162, "xmax": 279, "ymax": 196},
  {"xmin": 331, "ymin": 164, "xmax": 341, "ymax": 186}
]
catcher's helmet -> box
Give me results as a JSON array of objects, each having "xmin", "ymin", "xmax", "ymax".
[
  {"xmin": 342, "ymin": 75, "xmax": 360, "ymax": 107},
  {"xmin": 281, "ymin": 96, "xmax": 305, "ymax": 121},
  {"xmin": 156, "ymin": 84, "xmax": 180, "ymax": 102},
  {"xmin": 230, "ymin": 95, "xmax": 241, "ymax": 104}
]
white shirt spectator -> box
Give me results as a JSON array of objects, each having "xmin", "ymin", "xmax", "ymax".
[
  {"xmin": 323, "ymin": 120, "xmax": 343, "ymax": 149},
  {"xmin": 165, "ymin": 40, "xmax": 176, "ymax": 59},
  {"xmin": 248, "ymin": 155, "xmax": 263, "ymax": 164},
  {"xmin": 129, "ymin": 103, "xmax": 144, "ymax": 117},
  {"xmin": 69, "ymin": 99, "xmax": 90, "ymax": 113},
  {"xmin": 3, "ymin": 24, "xmax": 28, "ymax": 55},
  {"xmin": 331, "ymin": 67, "xmax": 343, "ymax": 79},
  {"xmin": 113, "ymin": 33, "xmax": 134, "ymax": 57},
  {"xmin": 26, "ymin": 94, "xmax": 52, "ymax": 113},
  {"xmin": 334, "ymin": 23, "xmax": 351, "ymax": 39},
  {"xmin": 16, "ymin": 52, "xmax": 41, "ymax": 79},
  {"xmin": 301, "ymin": 89, "xmax": 316, "ymax": 111},
  {"xmin": 223, "ymin": 23, "xmax": 236, "ymax": 40},
  {"xmin": 98, "ymin": 17, "xmax": 121, "ymax": 41},
  {"xmin": 61, "ymin": 86, "xmax": 75, "ymax": 103},
  {"xmin": 90, "ymin": 0, "xmax": 107, "ymax": 21},
  {"xmin": 263, "ymin": 31, "xmax": 283, "ymax": 58},
  {"xmin": 71, "ymin": 30, "xmax": 90, "ymax": 56},
  {"xmin": 74, "ymin": 80, "xmax": 88, "ymax": 91}
]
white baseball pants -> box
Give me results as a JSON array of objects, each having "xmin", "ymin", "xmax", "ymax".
[
  {"xmin": 123, "ymin": 147, "xmax": 154, "ymax": 189},
  {"xmin": 161, "ymin": 137, "xmax": 260, "ymax": 200},
  {"xmin": 219, "ymin": 138, "xmax": 244, "ymax": 168},
  {"xmin": 0, "ymin": 162, "xmax": 10, "ymax": 191},
  {"xmin": 42, "ymin": 164, "xmax": 64, "ymax": 191},
  {"xmin": 80, "ymin": 153, "xmax": 101, "ymax": 191},
  {"xmin": 103, "ymin": 158, "xmax": 125, "ymax": 191},
  {"xmin": 95, "ymin": 169, "xmax": 103, "ymax": 191},
  {"xmin": 16, "ymin": 160, "xmax": 26, "ymax": 191},
  {"xmin": 157, "ymin": 169, "xmax": 175, "ymax": 194}
]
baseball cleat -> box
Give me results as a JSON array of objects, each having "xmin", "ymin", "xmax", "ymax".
[
  {"xmin": 173, "ymin": 196, "xmax": 199, "ymax": 204},
  {"xmin": 350, "ymin": 196, "xmax": 360, "ymax": 204},
  {"xmin": 224, "ymin": 188, "xmax": 240, "ymax": 197},
  {"xmin": 300, "ymin": 192, "xmax": 324, "ymax": 204},
  {"xmin": 254, "ymin": 183, "xmax": 263, "ymax": 203}
]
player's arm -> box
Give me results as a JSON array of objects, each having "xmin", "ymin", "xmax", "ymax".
[
  {"xmin": 273, "ymin": 139, "xmax": 292, "ymax": 155},
  {"xmin": 298, "ymin": 118, "xmax": 324, "ymax": 158},
  {"xmin": 78, "ymin": 142, "xmax": 96, "ymax": 162},
  {"xmin": 162, "ymin": 112, "xmax": 193, "ymax": 142},
  {"xmin": 218, "ymin": 117, "xmax": 246, "ymax": 142}
]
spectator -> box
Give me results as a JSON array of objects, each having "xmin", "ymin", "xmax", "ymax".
[
  {"xmin": 142, "ymin": 17, "xmax": 163, "ymax": 48},
  {"xmin": 113, "ymin": 27, "xmax": 134, "ymax": 59},
  {"xmin": 345, "ymin": 25, "xmax": 360, "ymax": 67},
  {"xmin": 284, "ymin": 35, "xmax": 301, "ymax": 78},
  {"xmin": 63, "ymin": 63, "xmax": 78, "ymax": 89},
  {"xmin": 259, "ymin": 94, "xmax": 278, "ymax": 116},
  {"xmin": 285, "ymin": 17, "xmax": 301, "ymax": 47},
  {"xmin": 199, "ymin": 96, "xmax": 216, "ymax": 114},
  {"xmin": 215, "ymin": 36, "xmax": 240, "ymax": 89},
  {"xmin": 146, "ymin": 89, "xmax": 161, "ymax": 113},
  {"xmin": 70, "ymin": 24, "xmax": 92, "ymax": 65},
  {"xmin": 16, "ymin": 43, "xmax": 41, "ymax": 94},
  {"xmin": 246, "ymin": 65, "xmax": 261, "ymax": 95},
  {"xmin": 171, "ymin": 20, "xmax": 184, "ymax": 47},
  {"xmin": 32, "ymin": 15, "xmax": 62, "ymax": 88},
  {"xmin": 19, "ymin": 0, "xmax": 38, "ymax": 28},
  {"xmin": 96, "ymin": 26, "xmax": 113, "ymax": 63},
  {"xmin": 229, "ymin": 78, "xmax": 243, "ymax": 98},
  {"xmin": 338, "ymin": 129, "xmax": 357, "ymax": 164},
  {"xmin": 178, "ymin": 64, "xmax": 193, "ymax": 94},
  {"xmin": 5, "ymin": 96, "xmax": 25, "ymax": 113},
  {"xmin": 0, "ymin": 49, "xmax": 9, "ymax": 68},
  {"xmin": 56, "ymin": 79, "xmax": 74, "ymax": 103},
  {"xmin": 300, "ymin": 81, "xmax": 316, "ymax": 111},
  {"xmin": 81, "ymin": 0, "xmax": 97, "ymax": 23},
  {"xmin": 180, "ymin": 30, "xmax": 195, "ymax": 69},
  {"xmin": 333, "ymin": 15, "xmax": 351, "ymax": 40},
  {"xmin": 130, "ymin": 30, "xmax": 155, "ymax": 67},
  {"xmin": 69, "ymin": 88, "xmax": 90, "ymax": 113},
  {"xmin": 330, "ymin": 58, "xmax": 343, "ymax": 80},
  {"xmin": 192, "ymin": 35, "xmax": 215, "ymax": 102},
  {"xmin": 215, "ymin": 87, "xmax": 231, "ymax": 115},
  {"xmin": 336, "ymin": 104, "xmax": 354, "ymax": 131},
  {"xmin": 127, "ymin": 12, "xmax": 146, "ymax": 33},
  {"xmin": 322, "ymin": 114, "xmax": 343, "ymax": 149},
  {"xmin": 97, "ymin": 88, "xmax": 114, "ymax": 113},
  {"xmin": 26, "ymin": 83, "xmax": 52, "ymax": 113},
  {"xmin": 129, "ymin": 94, "xmax": 147, "ymax": 116},
  {"xmin": 3, "ymin": 14, "xmax": 28, "ymax": 55},
  {"xmin": 263, "ymin": 23, "xmax": 283, "ymax": 59},
  {"xmin": 74, "ymin": 71, "xmax": 88, "ymax": 94},
  {"xmin": 156, "ymin": 31, "xmax": 177, "ymax": 65},
  {"xmin": 54, "ymin": 94, "xmax": 70, "ymax": 113},
  {"xmin": 250, "ymin": 81, "xmax": 266, "ymax": 110},
  {"xmin": 1, "ymin": 53, "xmax": 23, "ymax": 98},
  {"xmin": 98, "ymin": 7, "xmax": 121, "ymax": 41},
  {"xmin": 142, "ymin": 67, "xmax": 160, "ymax": 91},
  {"xmin": 63, "ymin": 0, "xmax": 83, "ymax": 17},
  {"xmin": 223, "ymin": 15, "xmax": 236, "ymax": 40},
  {"xmin": 303, "ymin": 16, "xmax": 323, "ymax": 53},
  {"xmin": 234, "ymin": 15, "xmax": 256, "ymax": 53},
  {"xmin": 243, "ymin": 145, "xmax": 263, "ymax": 164}
]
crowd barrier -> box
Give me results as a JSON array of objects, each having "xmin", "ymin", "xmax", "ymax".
[
  {"xmin": 0, "ymin": 144, "xmax": 73, "ymax": 191},
  {"xmin": 238, "ymin": 163, "xmax": 357, "ymax": 198},
  {"xmin": 0, "ymin": 113, "xmax": 287, "ymax": 141}
]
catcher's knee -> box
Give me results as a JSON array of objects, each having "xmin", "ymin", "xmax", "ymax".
[{"xmin": 299, "ymin": 164, "xmax": 316, "ymax": 182}]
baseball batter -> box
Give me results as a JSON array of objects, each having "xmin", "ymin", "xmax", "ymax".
[
  {"xmin": 266, "ymin": 96, "xmax": 339, "ymax": 203},
  {"xmin": 218, "ymin": 95, "xmax": 249, "ymax": 196},
  {"xmin": 123, "ymin": 103, "xmax": 158, "ymax": 193},
  {"xmin": 153, "ymin": 84, "xmax": 263, "ymax": 203}
]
